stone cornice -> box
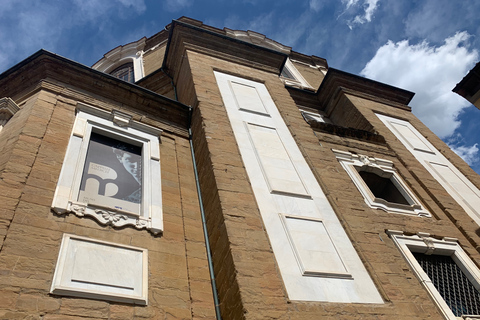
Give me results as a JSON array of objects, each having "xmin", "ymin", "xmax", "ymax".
[
  {"xmin": 0, "ymin": 50, "xmax": 190, "ymax": 132},
  {"xmin": 163, "ymin": 20, "xmax": 288, "ymax": 80},
  {"xmin": 317, "ymin": 68, "xmax": 414, "ymax": 111}
]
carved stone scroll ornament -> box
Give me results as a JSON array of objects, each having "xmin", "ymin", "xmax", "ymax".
[{"xmin": 65, "ymin": 201, "xmax": 152, "ymax": 231}]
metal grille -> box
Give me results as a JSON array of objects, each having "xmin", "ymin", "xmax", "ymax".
[
  {"xmin": 110, "ymin": 62, "xmax": 134, "ymax": 83},
  {"xmin": 413, "ymin": 252, "xmax": 480, "ymax": 316}
]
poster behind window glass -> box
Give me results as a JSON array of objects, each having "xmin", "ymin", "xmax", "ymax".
[{"xmin": 78, "ymin": 133, "xmax": 142, "ymax": 214}]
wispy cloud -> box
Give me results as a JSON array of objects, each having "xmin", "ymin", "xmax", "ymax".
[
  {"xmin": 163, "ymin": 0, "xmax": 194, "ymax": 12},
  {"xmin": 341, "ymin": 0, "xmax": 380, "ymax": 29},
  {"xmin": 447, "ymin": 133, "xmax": 479, "ymax": 166},
  {"xmin": 0, "ymin": 0, "xmax": 147, "ymax": 73},
  {"xmin": 361, "ymin": 31, "xmax": 478, "ymax": 138}
]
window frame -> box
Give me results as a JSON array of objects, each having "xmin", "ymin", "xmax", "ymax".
[
  {"xmin": 52, "ymin": 103, "xmax": 163, "ymax": 234},
  {"xmin": 333, "ymin": 149, "xmax": 430, "ymax": 217},
  {"xmin": 0, "ymin": 97, "xmax": 20, "ymax": 132},
  {"xmin": 388, "ymin": 230, "xmax": 480, "ymax": 320},
  {"xmin": 280, "ymin": 58, "xmax": 314, "ymax": 90}
]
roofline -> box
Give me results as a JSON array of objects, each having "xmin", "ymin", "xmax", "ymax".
[
  {"xmin": 318, "ymin": 67, "xmax": 415, "ymax": 106},
  {"xmin": 162, "ymin": 19, "xmax": 289, "ymax": 72},
  {"xmin": 0, "ymin": 49, "xmax": 190, "ymax": 113}
]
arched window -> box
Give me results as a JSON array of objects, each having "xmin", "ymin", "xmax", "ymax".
[{"xmin": 109, "ymin": 62, "xmax": 134, "ymax": 83}]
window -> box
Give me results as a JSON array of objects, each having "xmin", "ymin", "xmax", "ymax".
[
  {"xmin": 110, "ymin": 62, "xmax": 134, "ymax": 83},
  {"xmin": 280, "ymin": 66, "xmax": 296, "ymax": 80},
  {"xmin": 279, "ymin": 58, "xmax": 313, "ymax": 90},
  {"xmin": 52, "ymin": 102, "xmax": 163, "ymax": 234},
  {"xmin": 333, "ymin": 149, "xmax": 430, "ymax": 217},
  {"xmin": 299, "ymin": 108, "xmax": 331, "ymax": 124},
  {"xmin": 0, "ymin": 97, "xmax": 20, "ymax": 132},
  {"xmin": 388, "ymin": 231, "xmax": 480, "ymax": 319}
]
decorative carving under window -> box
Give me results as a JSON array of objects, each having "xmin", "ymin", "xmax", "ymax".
[
  {"xmin": 333, "ymin": 149, "xmax": 430, "ymax": 217},
  {"xmin": 0, "ymin": 97, "xmax": 20, "ymax": 132}
]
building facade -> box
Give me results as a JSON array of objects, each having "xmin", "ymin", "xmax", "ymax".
[{"xmin": 1, "ymin": 16, "xmax": 480, "ymax": 319}]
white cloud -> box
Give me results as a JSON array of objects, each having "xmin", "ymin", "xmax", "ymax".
[
  {"xmin": 449, "ymin": 143, "xmax": 479, "ymax": 166},
  {"xmin": 342, "ymin": 0, "xmax": 360, "ymax": 9},
  {"xmin": 361, "ymin": 31, "xmax": 478, "ymax": 138},
  {"xmin": 343, "ymin": 0, "xmax": 380, "ymax": 29}
]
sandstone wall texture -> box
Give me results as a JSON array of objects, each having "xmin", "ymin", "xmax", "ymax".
[{"xmin": 0, "ymin": 81, "xmax": 216, "ymax": 320}]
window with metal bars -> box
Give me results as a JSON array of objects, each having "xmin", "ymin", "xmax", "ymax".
[
  {"xmin": 109, "ymin": 62, "xmax": 134, "ymax": 83},
  {"xmin": 413, "ymin": 252, "xmax": 480, "ymax": 317}
]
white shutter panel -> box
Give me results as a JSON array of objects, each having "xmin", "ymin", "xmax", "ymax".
[
  {"xmin": 215, "ymin": 71, "xmax": 382, "ymax": 303},
  {"xmin": 377, "ymin": 114, "xmax": 480, "ymax": 225}
]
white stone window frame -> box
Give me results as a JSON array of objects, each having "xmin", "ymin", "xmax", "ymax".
[
  {"xmin": 299, "ymin": 108, "xmax": 332, "ymax": 124},
  {"xmin": 52, "ymin": 102, "xmax": 163, "ymax": 234},
  {"xmin": 92, "ymin": 38, "xmax": 146, "ymax": 82},
  {"xmin": 388, "ymin": 230, "xmax": 480, "ymax": 320},
  {"xmin": 51, "ymin": 233, "xmax": 148, "ymax": 304},
  {"xmin": 280, "ymin": 58, "xmax": 314, "ymax": 90},
  {"xmin": 0, "ymin": 97, "xmax": 20, "ymax": 132},
  {"xmin": 333, "ymin": 149, "xmax": 430, "ymax": 217}
]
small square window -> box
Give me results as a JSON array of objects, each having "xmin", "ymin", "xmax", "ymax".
[
  {"xmin": 52, "ymin": 103, "xmax": 163, "ymax": 234},
  {"xmin": 299, "ymin": 108, "xmax": 332, "ymax": 124},
  {"xmin": 333, "ymin": 149, "xmax": 430, "ymax": 217},
  {"xmin": 388, "ymin": 231, "xmax": 480, "ymax": 319}
]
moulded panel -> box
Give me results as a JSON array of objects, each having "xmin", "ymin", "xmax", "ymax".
[
  {"xmin": 377, "ymin": 113, "xmax": 480, "ymax": 226},
  {"xmin": 247, "ymin": 123, "xmax": 308, "ymax": 196},
  {"xmin": 428, "ymin": 162, "xmax": 480, "ymax": 216},
  {"xmin": 216, "ymin": 71, "xmax": 383, "ymax": 303},
  {"xmin": 390, "ymin": 121, "xmax": 435, "ymax": 154},
  {"xmin": 51, "ymin": 234, "xmax": 148, "ymax": 304},
  {"xmin": 230, "ymin": 81, "xmax": 269, "ymax": 115},
  {"xmin": 283, "ymin": 215, "xmax": 350, "ymax": 278}
]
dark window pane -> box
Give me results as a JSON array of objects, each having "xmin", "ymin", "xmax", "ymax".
[
  {"xmin": 359, "ymin": 170, "xmax": 410, "ymax": 205},
  {"xmin": 281, "ymin": 67, "xmax": 296, "ymax": 80}
]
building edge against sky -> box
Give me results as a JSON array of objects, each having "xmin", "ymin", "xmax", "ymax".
[{"xmin": 1, "ymin": 16, "xmax": 480, "ymax": 319}]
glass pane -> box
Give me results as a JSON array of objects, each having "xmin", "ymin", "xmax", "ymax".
[
  {"xmin": 78, "ymin": 132, "xmax": 142, "ymax": 214},
  {"xmin": 110, "ymin": 63, "xmax": 134, "ymax": 83}
]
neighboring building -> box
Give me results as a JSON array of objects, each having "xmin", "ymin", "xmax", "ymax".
[
  {"xmin": 453, "ymin": 62, "xmax": 480, "ymax": 110},
  {"xmin": 1, "ymin": 16, "xmax": 480, "ymax": 320}
]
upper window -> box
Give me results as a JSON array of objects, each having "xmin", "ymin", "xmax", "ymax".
[
  {"xmin": 299, "ymin": 108, "xmax": 331, "ymax": 124},
  {"xmin": 279, "ymin": 58, "xmax": 313, "ymax": 90},
  {"xmin": 92, "ymin": 38, "xmax": 146, "ymax": 82},
  {"xmin": 0, "ymin": 97, "xmax": 20, "ymax": 132},
  {"xmin": 333, "ymin": 149, "xmax": 430, "ymax": 217},
  {"xmin": 110, "ymin": 62, "xmax": 135, "ymax": 83},
  {"xmin": 52, "ymin": 103, "xmax": 163, "ymax": 234},
  {"xmin": 388, "ymin": 231, "xmax": 480, "ymax": 319}
]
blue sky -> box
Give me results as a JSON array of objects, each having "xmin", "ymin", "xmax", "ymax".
[{"xmin": 1, "ymin": 0, "xmax": 480, "ymax": 173}]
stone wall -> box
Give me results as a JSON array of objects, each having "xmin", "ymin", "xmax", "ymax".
[
  {"xmin": 176, "ymin": 46, "xmax": 480, "ymax": 319},
  {"xmin": 0, "ymin": 81, "xmax": 216, "ymax": 319}
]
